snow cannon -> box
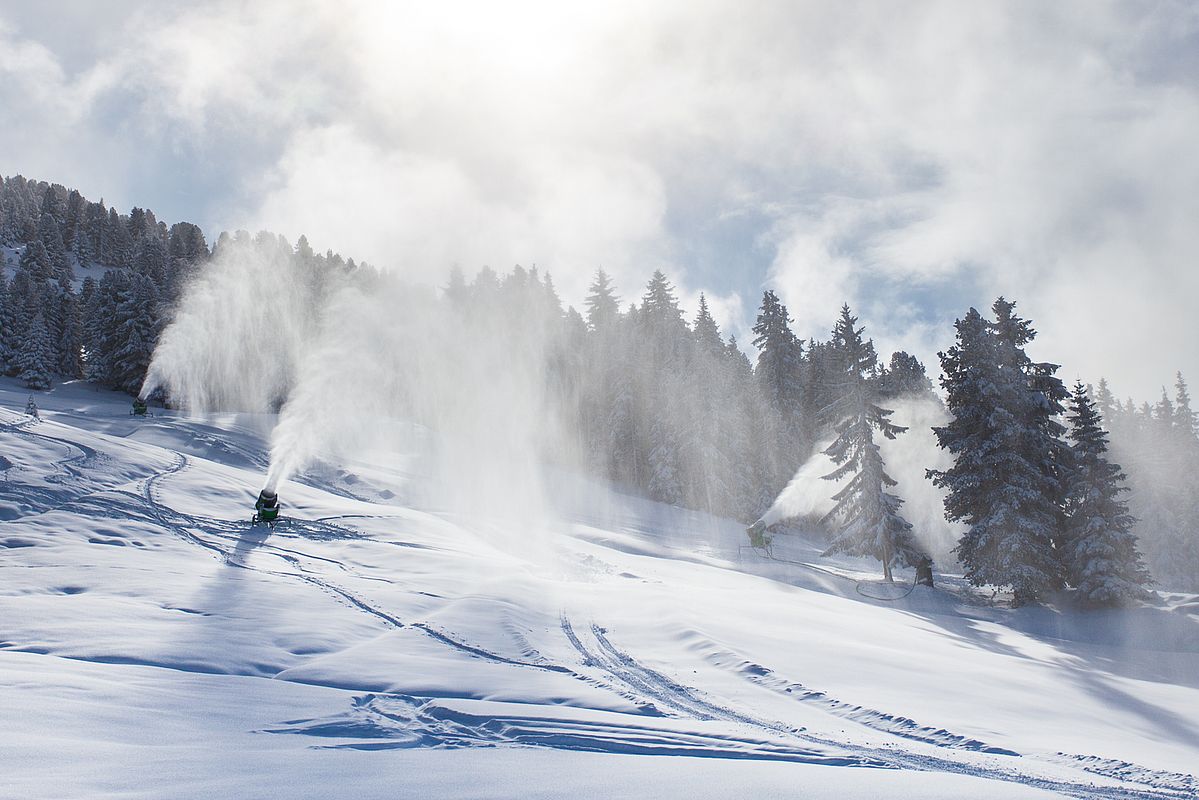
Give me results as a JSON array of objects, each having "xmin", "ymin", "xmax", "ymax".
[
  {"xmin": 746, "ymin": 519, "xmax": 772, "ymax": 550},
  {"xmin": 131, "ymin": 398, "xmax": 148, "ymax": 417},
  {"xmin": 252, "ymin": 489, "xmax": 280, "ymax": 527},
  {"xmin": 915, "ymin": 557, "xmax": 934, "ymax": 588}
]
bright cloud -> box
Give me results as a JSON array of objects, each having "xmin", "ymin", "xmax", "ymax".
[{"xmin": 2, "ymin": 0, "xmax": 1197, "ymax": 395}]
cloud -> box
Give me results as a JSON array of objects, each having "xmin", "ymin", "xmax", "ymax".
[{"xmin": 2, "ymin": 0, "xmax": 1197, "ymax": 396}]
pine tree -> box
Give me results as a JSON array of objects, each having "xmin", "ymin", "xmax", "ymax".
[
  {"xmin": 751, "ymin": 290, "xmax": 806, "ymax": 492},
  {"xmin": 57, "ymin": 291, "xmax": 84, "ymax": 379},
  {"xmin": 929, "ymin": 300, "xmax": 1068, "ymax": 605},
  {"xmin": 20, "ymin": 240, "xmax": 53, "ymax": 282},
  {"xmin": 640, "ymin": 270, "xmax": 686, "ymax": 344},
  {"xmin": 584, "ymin": 269, "xmax": 619, "ymax": 332},
  {"xmin": 39, "ymin": 212, "xmax": 72, "ymax": 284},
  {"xmin": 108, "ymin": 273, "xmax": 159, "ymax": 394},
  {"xmin": 638, "ymin": 271, "xmax": 689, "ymax": 504},
  {"xmin": 1062, "ymin": 382, "xmax": 1150, "ymax": 605},
  {"xmin": 133, "ymin": 236, "xmax": 168, "ymax": 288},
  {"xmin": 681, "ymin": 296, "xmax": 738, "ymax": 513},
  {"xmin": 692, "ymin": 294, "xmax": 723, "ymax": 356},
  {"xmin": 877, "ymin": 351, "xmax": 934, "ymax": 400},
  {"xmin": 444, "ymin": 266, "xmax": 468, "ymax": 308},
  {"xmin": 1174, "ymin": 373, "xmax": 1197, "ymax": 441},
  {"xmin": 108, "ymin": 207, "xmax": 133, "ymax": 267},
  {"xmin": 17, "ymin": 312, "xmax": 54, "ymax": 390},
  {"xmin": 820, "ymin": 305, "xmax": 923, "ymax": 580},
  {"xmin": 0, "ymin": 273, "xmax": 10, "ymax": 372}
]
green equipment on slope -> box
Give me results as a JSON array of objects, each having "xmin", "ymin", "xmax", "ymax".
[
  {"xmin": 746, "ymin": 519, "xmax": 772, "ymax": 550},
  {"xmin": 131, "ymin": 398, "xmax": 148, "ymax": 417},
  {"xmin": 252, "ymin": 489, "xmax": 280, "ymax": 526}
]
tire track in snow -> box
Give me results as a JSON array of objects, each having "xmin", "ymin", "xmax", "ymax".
[
  {"xmin": 559, "ymin": 616, "xmax": 1194, "ymax": 799},
  {"xmin": 138, "ymin": 455, "xmax": 569, "ymax": 675},
  {"xmin": 1051, "ymin": 753, "xmax": 1197, "ymax": 797},
  {"xmin": 559, "ymin": 616, "xmax": 886, "ymax": 767},
  {"xmin": 696, "ymin": 642, "xmax": 1019, "ymax": 755}
]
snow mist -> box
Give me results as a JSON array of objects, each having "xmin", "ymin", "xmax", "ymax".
[
  {"xmin": 142, "ymin": 233, "xmax": 577, "ymax": 546},
  {"xmin": 760, "ymin": 394, "xmax": 961, "ymax": 564}
]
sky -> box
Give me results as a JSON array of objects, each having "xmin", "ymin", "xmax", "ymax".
[{"xmin": 2, "ymin": 0, "xmax": 1197, "ymax": 399}]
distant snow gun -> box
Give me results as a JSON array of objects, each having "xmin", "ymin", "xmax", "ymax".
[
  {"xmin": 252, "ymin": 489, "xmax": 280, "ymax": 527},
  {"xmin": 25, "ymin": 396, "xmax": 39, "ymax": 420},
  {"xmin": 915, "ymin": 557, "xmax": 934, "ymax": 588},
  {"xmin": 131, "ymin": 398, "xmax": 148, "ymax": 417},
  {"xmin": 746, "ymin": 519, "xmax": 772, "ymax": 551}
]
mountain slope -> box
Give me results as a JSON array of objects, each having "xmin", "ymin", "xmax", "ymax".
[{"xmin": 2, "ymin": 379, "xmax": 1197, "ymax": 799}]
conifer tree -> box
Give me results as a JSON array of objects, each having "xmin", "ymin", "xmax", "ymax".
[
  {"xmin": 109, "ymin": 273, "xmax": 159, "ymax": 394},
  {"xmin": 692, "ymin": 294, "xmax": 723, "ymax": 356},
  {"xmin": 877, "ymin": 351, "xmax": 934, "ymax": 400},
  {"xmin": 638, "ymin": 271, "xmax": 688, "ymax": 504},
  {"xmin": 930, "ymin": 300, "xmax": 1067, "ymax": 605},
  {"xmin": 584, "ymin": 269, "xmax": 619, "ymax": 332},
  {"xmin": 1173, "ymin": 373, "xmax": 1197, "ymax": 441},
  {"xmin": 820, "ymin": 305, "xmax": 923, "ymax": 580},
  {"xmin": 1061, "ymin": 382, "xmax": 1150, "ymax": 605},
  {"xmin": 751, "ymin": 290, "xmax": 806, "ymax": 491},
  {"xmin": 682, "ymin": 296, "xmax": 737, "ymax": 513},
  {"xmin": 444, "ymin": 266, "xmax": 468, "ymax": 308},
  {"xmin": 20, "ymin": 240, "xmax": 53, "ymax": 282},
  {"xmin": 57, "ymin": 291, "xmax": 84, "ymax": 379},
  {"xmin": 39, "ymin": 212, "xmax": 72, "ymax": 283},
  {"xmin": 0, "ymin": 273, "xmax": 10, "ymax": 372},
  {"xmin": 17, "ymin": 312, "xmax": 54, "ymax": 390}
]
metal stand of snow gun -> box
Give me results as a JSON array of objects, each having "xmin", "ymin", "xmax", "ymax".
[{"xmin": 252, "ymin": 489, "xmax": 280, "ymax": 527}]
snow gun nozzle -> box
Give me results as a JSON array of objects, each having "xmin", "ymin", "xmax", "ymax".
[{"xmin": 256, "ymin": 489, "xmax": 278, "ymax": 509}]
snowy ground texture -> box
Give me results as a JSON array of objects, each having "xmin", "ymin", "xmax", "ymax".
[{"xmin": 2, "ymin": 379, "xmax": 1198, "ymax": 799}]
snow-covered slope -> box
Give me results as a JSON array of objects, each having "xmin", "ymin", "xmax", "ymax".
[{"xmin": 2, "ymin": 379, "xmax": 1197, "ymax": 799}]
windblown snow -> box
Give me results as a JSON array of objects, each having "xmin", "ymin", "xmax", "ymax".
[{"xmin": 2, "ymin": 379, "xmax": 1198, "ymax": 799}]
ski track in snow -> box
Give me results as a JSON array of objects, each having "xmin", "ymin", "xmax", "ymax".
[
  {"xmin": 557, "ymin": 618, "xmax": 1197, "ymax": 800},
  {"xmin": 2, "ymin": 402, "xmax": 1197, "ymax": 799}
]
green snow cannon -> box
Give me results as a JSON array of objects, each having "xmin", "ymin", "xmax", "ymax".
[
  {"xmin": 253, "ymin": 489, "xmax": 280, "ymax": 526},
  {"xmin": 131, "ymin": 398, "xmax": 148, "ymax": 417},
  {"xmin": 746, "ymin": 519, "xmax": 772, "ymax": 550}
]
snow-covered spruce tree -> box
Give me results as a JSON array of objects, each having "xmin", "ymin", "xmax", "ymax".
[
  {"xmin": 638, "ymin": 271, "xmax": 689, "ymax": 505},
  {"xmin": 1061, "ymin": 382, "xmax": 1149, "ymax": 605},
  {"xmin": 877, "ymin": 350, "xmax": 935, "ymax": 401},
  {"xmin": 929, "ymin": 299, "xmax": 1068, "ymax": 606},
  {"xmin": 84, "ymin": 200, "xmax": 109, "ymax": 265},
  {"xmin": 0, "ymin": 273, "xmax": 8, "ymax": 368},
  {"xmin": 107, "ymin": 207, "xmax": 133, "ymax": 268},
  {"xmin": 39, "ymin": 212, "xmax": 73, "ymax": 285},
  {"xmin": 1174, "ymin": 373, "xmax": 1197, "ymax": 442},
  {"xmin": 584, "ymin": 269, "xmax": 620, "ymax": 332},
  {"xmin": 751, "ymin": 290, "xmax": 807, "ymax": 494},
  {"xmin": 681, "ymin": 295, "xmax": 738, "ymax": 514},
  {"xmin": 20, "ymin": 240, "xmax": 53, "ymax": 283},
  {"xmin": 820, "ymin": 305, "xmax": 924, "ymax": 581},
  {"xmin": 17, "ymin": 312, "xmax": 54, "ymax": 390},
  {"xmin": 56, "ymin": 290, "xmax": 84, "ymax": 379},
  {"xmin": 727, "ymin": 335, "xmax": 774, "ymax": 519},
  {"xmin": 108, "ymin": 272, "xmax": 160, "ymax": 394}
]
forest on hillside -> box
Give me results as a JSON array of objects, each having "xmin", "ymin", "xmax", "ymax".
[{"xmin": 2, "ymin": 173, "xmax": 1196, "ymax": 596}]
